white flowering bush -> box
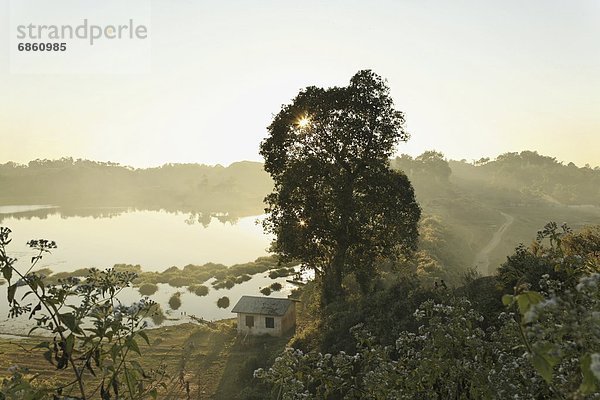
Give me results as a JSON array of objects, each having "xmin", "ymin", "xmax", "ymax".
[
  {"xmin": 484, "ymin": 311, "xmax": 548, "ymax": 398},
  {"xmin": 258, "ymin": 296, "xmax": 501, "ymax": 399},
  {"xmin": 256, "ymin": 223, "xmax": 600, "ymax": 399},
  {"xmin": 259, "ymin": 279, "xmax": 600, "ymax": 399},
  {"xmin": 254, "ymin": 329, "xmax": 397, "ymax": 400},
  {"xmin": 503, "ymin": 273, "xmax": 600, "ymax": 398}
]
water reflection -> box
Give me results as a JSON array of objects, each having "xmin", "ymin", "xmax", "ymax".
[
  {"xmin": 0, "ymin": 207, "xmax": 271, "ymax": 273},
  {"xmin": 0, "ymin": 205, "xmax": 293, "ymax": 336},
  {"xmin": 0, "ymin": 205, "xmax": 58, "ymax": 215},
  {"xmin": 0, "ymin": 269, "xmax": 309, "ymax": 336},
  {"xmin": 0, "ymin": 205, "xmax": 244, "ymax": 226}
]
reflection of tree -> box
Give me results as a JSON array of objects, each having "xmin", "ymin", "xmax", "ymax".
[
  {"xmin": 0, "ymin": 206, "xmax": 247, "ymax": 228},
  {"xmin": 185, "ymin": 212, "xmax": 208, "ymax": 227},
  {"xmin": 0, "ymin": 207, "xmax": 129, "ymax": 223},
  {"xmin": 215, "ymin": 213, "xmax": 239, "ymax": 225},
  {"xmin": 184, "ymin": 212, "xmax": 239, "ymax": 227}
]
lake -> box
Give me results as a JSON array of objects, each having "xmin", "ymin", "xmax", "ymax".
[
  {"xmin": 0, "ymin": 205, "xmax": 307, "ymax": 336},
  {"xmin": 0, "ymin": 206, "xmax": 272, "ymax": 273}
]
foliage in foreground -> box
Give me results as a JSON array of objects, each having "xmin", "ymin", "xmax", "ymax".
[
  {"xmin": 257, "ymin": 224, "xmax": 600, "ymax": 399},
  {"xmin": 258, "ymin": 274, "xmax": 600, "ymax": 399},
  {"xmin": 0, "ymin": 227, "xmax": 182, "ymax": 399}
]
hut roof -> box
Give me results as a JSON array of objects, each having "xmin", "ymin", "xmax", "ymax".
[{"xmin": 232, "ymin": 296, "xmax": 293, "ymax": 316}]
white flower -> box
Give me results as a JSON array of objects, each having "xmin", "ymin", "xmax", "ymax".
[{"xmin": 576, "ymin": 273, "xmax": 600, "ymax": 291}]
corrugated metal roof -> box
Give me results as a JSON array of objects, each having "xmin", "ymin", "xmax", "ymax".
[{"xmin": 232, "ymin": 296, "xmax": 293, "ymax": 316}]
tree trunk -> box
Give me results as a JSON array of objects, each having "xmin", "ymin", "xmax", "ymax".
[
  {"xmin": 322, "ymin": 174, "xmax": 354, "ymax": 304},
  {"xmin": 322, "ymin": 242, "xmax": 347, "ymax": 304}
]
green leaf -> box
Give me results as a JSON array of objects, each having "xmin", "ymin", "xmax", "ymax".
[
  {"xmin": 149, "ymin": 388, "xmax": 158, "ymax": 399},
  {"xmin": 501, "ymin": 294, "xmax": 514, "ymax": 306},
  {"xmin": 85, "ymin": 360, "xmax": 97, "ymax": 377},
  {"xmin": 60, "ymin": 313, "xmax": 78, "ymax": 333},
  {"xmin": 531, "ymin": 344, "xmax": 559, "ymax": 383},
  {"xmin": 2, "ymin": 265, "xmax": 12, "ymax": 282},
  {"xmin": 516, "ymin": 291, "xmax": 544, "ymax": 315},
  {"xmin": 29, "ymin": 302, "xmax": 42, "ymax": 319},
  {"xmin": 532, "ymin": 352, "xmax": 554, "ymax": 383},
  {"xmin": 110, "ymin": 344, "xmax": 119, "ymax": 362},
  {"xmin": 138, "ymin": 330, "xmax": 150, "ymax": 345},
  {"xmin": 112, "ymin": 377, "xmax": 119, "ymax": 397},
  {"xmin": 127, "ymin": 337, "xmax": 141, "ymax": 355},
  {"xmin": 65, "ymin": 334, "xmax": 75, "ymax": 356},
  {"xmin": 579, "ymin": 354, "xmax": 599, "ymax": 395},
  {"xmin": 101, "ymin": 383, "xmax": 110, "ymax": 400},
  {"xmin": 125, "ymin": 368, "xmax": 138, "ymax": 389},
  {"xmin": 7, "ymin": 284, "xmax": 16, "ymax": 303}
]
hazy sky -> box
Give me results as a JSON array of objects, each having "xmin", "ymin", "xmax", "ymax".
[{"xmin": 1, "ymin": 0, "xmax": 599, "ymax": 167}]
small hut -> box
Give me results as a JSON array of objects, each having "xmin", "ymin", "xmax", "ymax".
[{"xmin": 232, "ymin": 296, "xmax": 296, "ymax": 337}]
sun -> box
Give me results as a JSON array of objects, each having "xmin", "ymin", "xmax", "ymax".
[{"xmin": 297, "ymin": 115, "xmax": 311, "ymax": 129}]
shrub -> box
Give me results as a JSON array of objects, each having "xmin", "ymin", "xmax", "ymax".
[
  {"xmin": 149, "ymin": 303, "xmax": 166, "ymax": 325},
  {"xmin": 139, "ymin": 282, "xmax": 158, "ymax": 296},
  {"xmin": 169, "ymin": 292, "xmax": 182, "ymax": 310},
  {"xmin": 269, "ymin": 267, "xmax": 296, "ymax": 279},
  {"xmin": 0, "ymin": 227, "xmax": 179, "ymax": 398},
  {"xmin": 188, "ymin": 284, "xmax": 209, "ymax": 297},
  {"xmin": 213, "ymin": 277, "xmax": 235, "ymax": 290},
  {"xmin": 236, "ymin": 274, "xmax": 252, "ymax": 284},
  {"xmin": 168, "ymin": 276, "xmax": 189, "ymax": 288},
  {"xmin": 217, "ymin": 296, "xmax": 230, "ymax": 309}
]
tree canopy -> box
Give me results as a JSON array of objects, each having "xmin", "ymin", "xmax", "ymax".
[{"xmin": 260, "ymin": 70, "xmax": 421, "ymax": 302}]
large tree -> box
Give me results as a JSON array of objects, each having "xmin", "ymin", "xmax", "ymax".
[{"xmin": 260, "ymin": 70, "xmax": 421, "ymax": 303}]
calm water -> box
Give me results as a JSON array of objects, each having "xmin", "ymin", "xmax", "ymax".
[
  {"xmin": 0, "ymin": 205, "xmax": 303, "ymax": 336},
  {"xmin": 0, "ymin": 274, "xmax": 303, "ymax": 336},
  {"xmin": 0, "ymin": 206, "xmax": 272, "ymax": 273}
]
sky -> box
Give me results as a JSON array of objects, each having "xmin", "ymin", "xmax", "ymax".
[{"xmin": 0, "ymin": 0, "xmax": 599, "ymax": 168}]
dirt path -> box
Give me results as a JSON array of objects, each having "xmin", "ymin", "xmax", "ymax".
[{"xmin": 473, "ymin": 211, "xmax": 515, "ymax": 275}]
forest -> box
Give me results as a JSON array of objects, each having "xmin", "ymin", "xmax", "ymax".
[{"xmin": 0, "ymin": 159, "xmax": 271, "ymax": 219}]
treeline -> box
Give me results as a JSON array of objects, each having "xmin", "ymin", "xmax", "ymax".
[
  {"xmin": 2, "ymin": 152, "xmax": 597, "ymax": 281},
  {"xmin": 392, "ymin": 150, "xmax": 600, "ymax": 206},
  {"xmin": 2, "ymin": 152, "xmax": 596, "ymax": 211},
  {"xmin": 0, "ymin": 158, "xmax": 272, "ymax": 217},
  {"xmin": 452, "ymin": 151, "xmax": 600, "ymax": 206},
  {"xmin": 390, "ymin": 150, "xmax": 600, "ymax": 281}
]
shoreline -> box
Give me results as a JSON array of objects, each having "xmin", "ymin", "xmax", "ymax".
[{"xmin": 0, "ymin": 317, "xmax": 238, "ymax": 342}]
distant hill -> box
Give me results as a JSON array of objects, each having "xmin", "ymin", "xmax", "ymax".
[
  {"xmin": 0, "ymin": 158, "xmax": 272, "ymax": 218},
  {"xmin": 449, "ymin": 151, "xmax": 600, "ymax": 206},
  {"xmin": 1, "ymin": 152, "xmax": 598, "ymax": 281},
  {"xmin": 391, "ymin": 151, "xmax": 600, "ymax": 282}
]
